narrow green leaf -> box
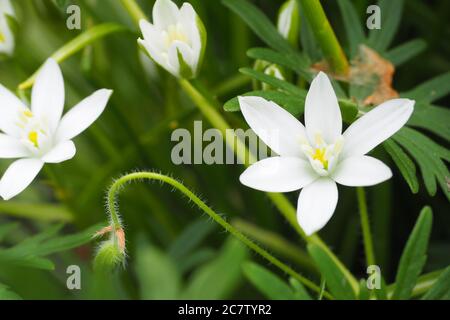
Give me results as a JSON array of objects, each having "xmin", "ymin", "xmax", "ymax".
[
  {"xmin": 408, "ymin": 103, "xmax": 450, "ymax": 142},
  {"xmin": 392, "ymin": 207, "xmax": 433, "ymax": 300},
  {"xmin": 385, "ymin": 39, "xmax": 427, "ymax": 66},
  {"xmin": 368, "ymin": 0, "xmax": 405, "ymax": 52},
  {"xmin": 358, "ymin": 279, "xmax": 370, "ymax": 300},
  {"xmin": 0, "ymin": 283, "xmax": 22, "ymax": 300},
  {"xmin": 383, "ymin": 139, "xmax": 419, "ymax": 193},
  {"xmin": 224, "ymin": 90, "xmax": 305, "ymax": 116},
  {"xmin": 0, "ymin": 223, "xmax": 19, "ymax": 242},
  {"xmin": 222, "ymin": 0, "xmax": 294, "ymax": 55},
  {"xmin": 135, "ymin": 243, "xmax": 181, "ymax": 300},
  {"xmin": 308, "ymin": 244, "xmax": 356, "ymax": 299},
  {"xmin": 247, "ymin": 47, "xmax": 312, "ymax": 81},
  {"xmin": 0, "ymin": 202, "xmax": 73, "ymax": 222},
  {"xmin": 289, "ymin": 277, "xmax": 312, "ymax": 300},
  {"xmin": 181, "ymin": 237, "xmax": 247, "ymax": 299},
  {"xmin": 243, "ymin": 262, "xmax": 297, "ymax": 300},
  {"xmin": 402, "ymin": 72, "xmax": 450, "ymax": 103},
  {"xmin": 422, "ymin": 266, "xmax": 450, "ymax": 300},
  {"xmin": 337, "ymin": 0, "xmax": 365, "ymax": 57}
]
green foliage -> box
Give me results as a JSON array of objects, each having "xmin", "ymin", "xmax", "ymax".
[
  {"xmin": 422, "ymin": 267, "xmax": 450, "ymax": 300},
  {"xmin": 0, "ymin": 283, "xmax": 22, "ymax": 300},
  {"xmin": 242, "ymin": 262, "xmax": 311, "ymax": 300},
  {"xmin": 392, "ymin": 207, "xmax": 433, "ymax": 300}
]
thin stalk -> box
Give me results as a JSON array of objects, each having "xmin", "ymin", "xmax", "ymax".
[
  {"xmin": 357, "ymin": 187, "xmax": 376, "ymax": 267},
  {"xmin": 119, "ymin": 0, "xmax": 147, "ymax": 27},
  {"xmin": 106, "ymin": 171, "xmax": 332, "ymax": 299},
  {"xmin": 299, "ymin": 0, "xmax": 349, "ymax": 75}
]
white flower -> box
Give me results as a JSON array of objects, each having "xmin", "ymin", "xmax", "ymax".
[
  {"xmin": 238, "ymin": 72, "xmax": 414, "ymax": 235},
  {"xmin": 0, "ymin": 58, "xmax": 112, "ymax": 200},
  {"xmin": 0, "ymin": 0, "xmax": 15, "ymax": 55},
  {"xmin": 138, "ymin": 0, "xmax": 206, "ymax": 79}
]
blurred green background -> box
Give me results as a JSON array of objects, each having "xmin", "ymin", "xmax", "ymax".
[{"xmin": 0, "ymin": 0, "xmax": 448, "ymax": 299}]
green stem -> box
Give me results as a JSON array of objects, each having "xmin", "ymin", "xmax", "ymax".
[
  {"xmin": 357, "ymin": 187, "xmax": 376, "ymax": 267},
  {"xmin": 299, "ymin": 0, "xmax": 349, "ymax": 75},
  {"xmin": 120, "ymin": 0, "xmax": 147, "ymax": 27},
  {"xmin": 106, "ymin": 171, "xmax": 331, "ymax": 299}
]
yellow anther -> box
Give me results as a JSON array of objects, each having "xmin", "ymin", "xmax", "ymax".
[
  {"xmin": 23, "ymin": 109, "xmax": 33, "ymax": 118},
  {"xmin": 0, "ymin": 31, "xmax": 5, "ymax": 43},
  {"xmin": 313, "ymin": 148, "xmax": 328, "ymax": 169},
  {"xmin": 28, "ymin": 131, "xmax": 39, "ymax": 148}
]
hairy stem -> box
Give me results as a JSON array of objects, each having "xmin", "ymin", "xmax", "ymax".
[
  {"xmin": 106, "ymin": 171, "xmax": 331, "ymax": 298},
  {"xmin": 357, "ymin": 187, "xmax": 376, "ymax": 267}
]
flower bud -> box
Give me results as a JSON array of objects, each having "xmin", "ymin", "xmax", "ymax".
[
  {"xmin": 252, "ymin": 60, "xmax": 285, "ymax": 91},
  {"xmin": 277, "ymin": 0, "xmax": 299, "ymax": 47},
  {"xmin": 138, "ymin": 0, "xmax": 207, "ymax": 79},
  {"xmin": 0, "ymin": 0, "xmax": 16, "ymax": 56},
  {"xmin": 93, "ymin": 226, "xmax": 126, "ymax": 272}
]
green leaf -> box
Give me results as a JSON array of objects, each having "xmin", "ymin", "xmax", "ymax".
[
  {"xmin": 222, "ymin": 0, "xmax": 294, "ymax": 55},
  {"xmin": 408, "ymin": 103, "xmax": 450, "ymax": 142},
  {"xmin": 307, "ymin": 244, "xmax": 356, "ymax": 299},
  {"xmin": 224, "ymin": 90, "xmax": 305, "ymax": 116},
  {"xmin": 181, "ymin": 237, "xmax": 247, "ymax": 299},
  {"xmin": 402, "ymin": 72, "xmax": 450, "ymax": 103},
  {"xmin": 0, "ymin": 202, "xmax": 73, "ymax": 222},
  {"xmin": 337, "ymin": 0, "xmax": 365, "ymax": 57},
  {"xmin": 240, "ymin": 67, "xmax": 307, "ymax": 97},
  {"xmin": 134, "ymin": 243, "xmax": 181, "ymax": 300},
  {"xmin": 0, "ymin": 283, "xmax": 22, "ymax": 300},
  {"xmin": 243, "ymin": 262, "xmax": 300, "ymax": 300},
  {"xmin": 392, "ymin": 207, "xmax": 433, "ymax": 300},
  {"xmin": 385, "ymin": 39, "xmax": 427, "ymax": 66},
  {"xmin": 0, "ymin": 223, "xmax": 19, "ymax": 242},
  {"xmin": 358, "ymin": 279, "xmax": 370, "ymax": 300},
  {"xmin": 289, "ymin": 277, "xmax": 312, "ymax": 300},
  {"xmin": 393, "ymin": 127, "xmax": 450, "ymax": 200},
  {"xmin": 247, "ymin": 47, "xmax": 312, "ymax": 81},
  {"xmin": 368, "ymin": 0, "xmax": 405, "ymax": 52},
  {"xmin": 168, "ymin": 219, "xmax": 216, "ymax": 263},
  {"xmin": 422, "ymin": 266, "xmax": 450, "ymax": 300},
  {"xmin": 383, "ymin": 139, "xmax": 419, "ymax": 193}
]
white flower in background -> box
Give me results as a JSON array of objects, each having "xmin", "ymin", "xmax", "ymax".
[
  {"xmin": 0, "ymin": 0, "xmax": 15, "ymax": 55},
  {"xmin": 138, "ymin": 0, "xmax": 206, "ymax": 79},
  {"xmin": 277, "ymin": 0, "xmax": 299, "ymax": 46},
  {"xmin": 0, "ymin": 58, "xmax": 112, "ymax": 200},
  {"xmin": 239, "ymin": 72, "xmax": 414, "ymax": 235}
]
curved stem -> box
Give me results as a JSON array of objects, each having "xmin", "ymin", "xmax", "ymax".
[
  {"xmin": 357, "ymin": 187, "xmax": 376, "ymax": 267},
  {"xmin": 106, "ymin": 171, "xmax": 332, "ymax": 299},
  {"xmin": 120, "ymin": 0, "xmax": 147, "ymax": 27}
]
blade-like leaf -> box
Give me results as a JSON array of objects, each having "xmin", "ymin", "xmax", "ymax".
[
  {"xmin": 392, "ymin": 207, "xmax": 433, "ymax": 300},
  {"xmin": 337, "ymin": 0, "xmax": 365, "ymax": 57},
  {"xmin": 383, "ymin": 139, "xmax": 419, "ymax": 193},
  {"xmin": 0, "ymin": 283, "xmax": 22, "ymax": 300},
  {"xmin": 385, "ymin": 39, "xmax": 427, "ymax": 66},
  {"xmin": 307, "ymin": 244, "xmax": 356, "ymax": 299},
  {"xmin": 402, "ymin": 72, "xmax": 450, "ymax": 103},
  {"xmin": 289, "ymin": 277, "xmax": 312, "ymax": 300},
  {"xmin": 368, "ymin": 0, "xmax": 405, "ymax": 52},
  {"xmin": 408, "ymin": 103, "xmax": 450, "ymax": 142},
  {"xmin": 243, "ymin": 262, "xmax": 298, "ymax": 300},
  {"xmin": 222, "ymin": 0, "xmax": 293, "ymax": 55},
  {"xmin": 422, "ymin": 266, "xmax": 450, "ymax": 300}
]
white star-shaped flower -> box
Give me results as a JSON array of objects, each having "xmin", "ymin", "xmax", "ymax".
[
  {"xmin": 0, "ymin": 0, "xmax": 15, "ymax": 55},
  {"xmin": 0, "ymin": 58, "xmax": 112, "ymax": 200},
  {"xmin": 239, "ymin": 72, "xmax": 414, "ymax": 235}
]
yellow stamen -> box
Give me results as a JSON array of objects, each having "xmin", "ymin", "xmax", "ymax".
[
  {"xmin": 0, "ymin": 30, "xmax": 5, "ymax": 43},
  {"xmin": 23, "ymin": 110, "xmax": 33, "ymax": 118},
  {"xmin": 313, "ymin": 148, "xmax": 328, "ymax": 169},
  {"xmin": 28, "ymin": 131, "xmax": 39, "ymax": 148},
  {"xmin": 164, "ymin": 24, "xmax": 188, "ymax": 47}
]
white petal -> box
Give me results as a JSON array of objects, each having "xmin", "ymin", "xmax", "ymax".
[
  {"xmin": 305, "ymin": 72, "xmax": 342, "ymax": 144},
  {"xmin": 240, "ymin": 156, "xmax": 318, "ymax": 193},
  {"xmin": 179, "ymin": 3, "xmax": 201, "ymax": 53},
  {"xmin": 55, "ymin": 89, "xmax": 112, "ymax": 142},
  {"xmin": 152, "ymin": 0, "xmax": 179, "ymax": 29},
  {"xmin": 31, "ymin": 59, "xmax": 65, "ymax": 133},
  {"xmin": 341, "ymin": 99, "xmax": 414, "ymax": 158},
  {"xmin": 0, "ymin": 84, "xmax": 27, "ymax": 137},
  {"xmin": 42, "ymin": 140, "xmax": 76, "ymax": 163},
  {"xmin": 0, "ymin": 17, "xmax": 14, "ymax": 55},
  {"xmin": 331, "ymin": 156, "xmax": 392, "ymax": 187},
  {"xmin": 168, "ymin": 40, "xmax": 195, "ymax": 75},
  {"xmin": 238, "ymin": 96, "xmax": 307, "ymax": 158},
  {"xmin": 297, "ymin": 178, "xmax": 338, "ymax": 236},
  {"xmin": 0, "ymin": 134, "xmax": 29, "ymax": 158},
  {"xmin": 139, "ymin": 19, "xmax": 165, "ymax": 51},
  {"xmin": 0, "ymin": 158, "xmax": 43, "ymax": 200}
]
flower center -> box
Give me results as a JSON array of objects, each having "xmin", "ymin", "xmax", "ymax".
[
  {"xmin": 162, "ymin": 23, "xmax": 189, "ymax": 48},
  {"xmin": 0, "ymin": 31, "xmax": 5, "ymax": 43},
  {"xmin": 16, "ymin": 108, "xmax": 52, "ymax": 155},
  {"xmin": 301, "ymin": 133, "xmax": 344, "ymax": 176}
]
